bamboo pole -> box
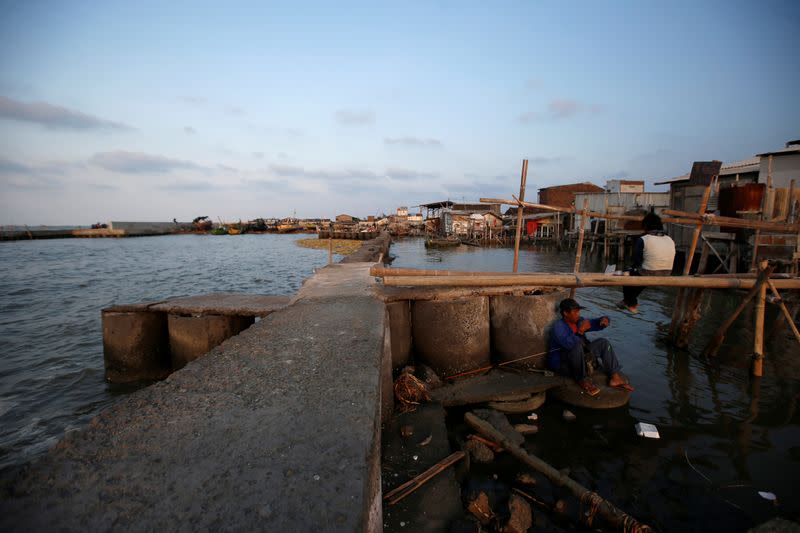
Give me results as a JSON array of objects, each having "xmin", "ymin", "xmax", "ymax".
[
  {"xmin": 512, "ymin": 160, "xmax": 529, "ymax": 273},
  {"xmin": 753, "ymin": 261, "xmax": 769, "ymax": 376},
  {"xmin": 569, "ymin": 199, "xmax": 590, "ymax": 299},
  {"xmin": 674, "ymin": 244, "xmax": 710, "ymax": 348},
  {"xmin": 464, "ymin": 413, "xmax": 651, "ymax": 532},
  {"xmin": 702, "ymin": 263, "xmax": 775, "ymax": 357},
  {"xmin": 660, "ymin": 211, "xmax": 800, "ymax": 233},
  {"xmin": 374, "ymin": 272, "xmax": 800, "ymax": 290},
  {"xmin": 371, "ymin": 265, "xmax": 790, "ymax": 279},
  {"xmin": 767, "ymin": 280, "xmax": 800, "ymax": 345},
  {"xmin": 383, "ymin": 451, "xmax": 465, "ymax": 505},
  {"xmin": 328, "ymin": 236, "xmax": 333, "ymax": 265}
]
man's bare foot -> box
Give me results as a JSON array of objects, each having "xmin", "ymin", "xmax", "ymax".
[{"xmin": 609, "ymin": 373, "xmax": 634, "ymax": 392}]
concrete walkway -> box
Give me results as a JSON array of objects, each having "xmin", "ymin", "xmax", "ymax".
[{"xmin": 1, "ymin": 258, "xmax": 389, "ymax": 531}]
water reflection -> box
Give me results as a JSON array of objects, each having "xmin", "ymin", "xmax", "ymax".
[{"xmin": 390, "ymin": 237, "xmax": 800, "ymax": 530}]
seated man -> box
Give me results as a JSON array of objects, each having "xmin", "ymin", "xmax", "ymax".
[{"xmin": 548, "ymin": 298, "xmax": 633, "ymax": 396}]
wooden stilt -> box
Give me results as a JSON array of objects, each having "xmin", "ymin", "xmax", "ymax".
[
  {"xmin": 752, "ymin": 260, "xmax": 769, "ymax": 377},
  {"xmin": 702, "ymin": 263, "xmax": 775, "ymax": 357},
  {"xmin": 752, "ymin": 156, "xmax": 772, "ymax": 271},
  {"xmin": 512, "ymin": 160, "xmax": 529, "ymax": 273},
  {"xmin": 328, "ymin": 236, "xmax": 333, "ymax": 265},
  {"xmin": 569, "ymin": 199, "xmax": 589, "ymax": 299}
]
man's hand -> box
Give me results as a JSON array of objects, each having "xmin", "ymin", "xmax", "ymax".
[
  {"xmin": 599, "ymin": 316, "xmax": 610, "ymax": 328},
  {"xmin": 578, "ymin": 319, "xmax": 592, "ymax": 334}
]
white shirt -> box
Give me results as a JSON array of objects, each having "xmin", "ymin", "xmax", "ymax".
[{"xmin": 641, "ymin": 233, "xmax": 676, "ymax": 271}]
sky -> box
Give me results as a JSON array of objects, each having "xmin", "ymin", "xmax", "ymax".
[{"xmin": 0, "ymin": 0, "xmax": 798, "ymax": 224}]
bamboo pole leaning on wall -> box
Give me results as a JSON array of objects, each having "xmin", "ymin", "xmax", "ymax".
[{"xmin": 512, "ymin": 160, "xmax": 529, "ymax": 273}]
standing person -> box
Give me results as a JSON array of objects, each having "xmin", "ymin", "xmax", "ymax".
[
  {"xmin": 548, "ymin": 298, "xmax": 633, "ymax": 396},
  {"xmin": 618, "ymin": 212, "xmax": 676, "ymax": 314}
]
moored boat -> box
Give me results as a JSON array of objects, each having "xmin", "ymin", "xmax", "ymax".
[{"xmin": 425, "ymin": 236, "xmax": 461, "ymax": 248}]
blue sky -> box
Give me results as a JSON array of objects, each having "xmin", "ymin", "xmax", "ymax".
[{"xmin": 1, "ymin": 0, "xmax": 798, "ymax": 224}]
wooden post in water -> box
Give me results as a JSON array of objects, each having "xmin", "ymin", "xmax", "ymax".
[
  {"xmin": 753, "ymin": 260, "xmax": 769, "ymax": 376},
  {"xmin": 670, "ymin": 182, "xmax": 713, "ymax": 342},
  {"xmin": 512, "ymin": 159, "xmax": 529, "ymax": 273},
  {"xmin": 569, "ymin": 199, "xmax": 589, "ymax": 299},
  {"xmin": 328, "ymin": 236, "xmax": 333, "ymax": 265},
  {"xmin": 767, "ymin": 281, "xmax": 800, "ymax": 346}
]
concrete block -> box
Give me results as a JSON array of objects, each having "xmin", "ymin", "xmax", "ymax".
[
  {"xmin": 489, "ymin": 290, "xmax": 567, "ymax": 369},
  {"xmin": 102, "ymin": 309, "xmax": 170, "ymax": 383},
  {"xmin": 412, "ymin": 297, "xmax": 490, "ymax": 377},
  {"xmin": 386, "ymin": 301, "xmax": 412, "ymax": 370},
  {"xmin": 168, "ymin": 314, "xmax": 254, "ymax": 370}
]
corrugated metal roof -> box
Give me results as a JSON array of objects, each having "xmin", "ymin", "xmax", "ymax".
[
  {"xmin": 757, "ymin": 142, "xmax": 800, "ymax": 157},
  {"xmin": 654, "ymin": 157, "xmax": 761, "ymax": 185}
]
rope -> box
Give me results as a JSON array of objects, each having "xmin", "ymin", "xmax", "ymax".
[{"xmin": 580, "ymin": 490, "xmax": 603, "ymax": 527}]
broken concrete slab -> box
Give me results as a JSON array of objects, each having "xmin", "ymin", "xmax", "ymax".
[{"xmin": 430, "ymin": 370, "xmax": 568, "ymax": 407}]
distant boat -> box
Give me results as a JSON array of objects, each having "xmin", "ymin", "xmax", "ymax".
[
  {"xmin": 425, "ymin": 236, "xmax": 460, "ymax": 248},
  {"xmin": 228, "ymin": 227, "xmax": 241, "ymax": 235},
  {"xmin": 277, "ymin": 218, "xmax": 303, "ymax": 233}
]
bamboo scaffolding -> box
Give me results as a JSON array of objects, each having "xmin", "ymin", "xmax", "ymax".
[
  {"xmin": 702, "ymin": 263, "xmax": 775, "ymax": 357},
  {"xmin": 465, "ymin": 413, "xmax": 651, "ymax": 532},
  {"xmin": 512, "ymin": 160, "xmax": 529, "ymax": 273},
  {"xmin": 569, "ymin": 199, "xmax": 589, "ymax": 299}
]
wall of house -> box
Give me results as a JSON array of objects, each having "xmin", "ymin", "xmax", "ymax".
[{"xmin": 539, "ymin": 184, "xmax": 604, "ymax": 208}]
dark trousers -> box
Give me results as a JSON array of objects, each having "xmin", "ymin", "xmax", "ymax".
[
  {"xmin": 622, "ymin": 269, "xmax": 671, "ymax": 307},
  {"xmin": 558, "ymin": 338, "xmax": 621, "ymax": 381}
]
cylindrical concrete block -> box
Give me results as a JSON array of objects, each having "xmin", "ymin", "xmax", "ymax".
[
  {"xmin": 489, "ymin": 290, "xmax": 568, "ymax": 369},
  {"xmin": 168, "ymin": 314, "xmax": 255, "ymax": 370},
  {"xmin": 103, "ymin": 308, "xmax": 170, "ymax": 383},
  {"xmin": 386, "ymin": 301, "xmax": 412, "ymax": 371},
  {"xmin": 412, "ymin": 297, "xmax": 490, "ymax": 377}
]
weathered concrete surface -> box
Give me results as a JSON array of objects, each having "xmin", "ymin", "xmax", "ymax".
[
  {"xmin": 341, "ymin": 232, "xmax": 391, "ymax": 263},
  {"xmin": 386, "ymin": 301, "xmax": 412, "ymax": 371},
  {"xmin": 168, "ymin": 314, "xmax": 255, "ymax": 369},
  {"xmin": 430, "ymin": 370, "xmax": 569, "ymax": 407},
  {"xmin": 412, "ymin": 297, "xmax": 491, "ymax": 377},
  {"xmin": 102, "ymin": 307, "xmax": 171, "ymax": 382},
  {"xmin": 150, "ymin": 293, "xmax": 291, "ymax": 316},
  {"xmin": 489, "ymin": 291, "xmax": 567, "ymax": 369},
  {"xmin": 0, "ymin": 263, "xmax": 387, "ymax": 532}
]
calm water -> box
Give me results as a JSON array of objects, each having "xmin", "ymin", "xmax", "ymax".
[
  {"xmin": 1, "ymin": 235, "xmax": 798, "ymax": 530},
  {"xmin": 390, "ymin": 238, "xmax": 800, "ymax": 531},
  {"xmin": 0, "ymin": 234, "xmax": 339, "ymax": 474}
]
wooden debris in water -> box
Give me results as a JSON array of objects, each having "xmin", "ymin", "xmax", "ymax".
[{"xmin": 383, "ymin": 450, "xmax": 466, "ymax": 505}]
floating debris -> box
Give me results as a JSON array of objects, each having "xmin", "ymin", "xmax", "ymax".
[
  {"xmin": 515, "ymin": 472, "xmax": 536, "ymax": 486},
  {"xmin": 563, "ymin": 409, "xmax": 576, "ymax": 422},
  {"xmin": 504, "ymin": 494, "xmax": 532, "ymax": 533},
  {"xmin": 635, "ymin": 422, "xmax": 660, "ymax": 439},
  {"xmin": 527, "ymin": 413, "xmax": 539, "ymax": 421},
  {"xmin": 513, "ymin": 424, "xmax": 539, "ymax": 435},
  {"xmin": 464, "ymin": 439, "xmax": 495, "ymax": 464},
  {"xmin": 466, "ymin": 491, "xmax": 494, "ymax": 525}
]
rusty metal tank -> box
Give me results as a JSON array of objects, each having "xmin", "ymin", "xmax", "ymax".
[{"xmin": 718, "ymin": 183, "xmax": 764, "ymax": 218}]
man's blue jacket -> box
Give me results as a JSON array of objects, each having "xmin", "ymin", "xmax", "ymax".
[{"xmin": 547, "ymin": 317, "xmax": 606, "ymax": 370}]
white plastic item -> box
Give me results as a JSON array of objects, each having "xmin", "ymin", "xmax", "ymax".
[{"xmin": 635, "ymin": 422, "xmax": 660, "ymax": 439}]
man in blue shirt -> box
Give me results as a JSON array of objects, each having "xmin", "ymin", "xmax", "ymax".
[{"xmin": 548, "ymin": 298, "xmax": 633, "ymax": 396}]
